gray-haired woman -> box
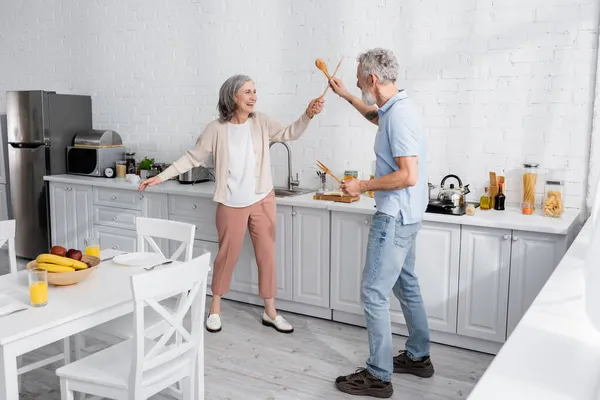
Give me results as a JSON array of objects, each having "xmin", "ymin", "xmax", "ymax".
[{"xmin": 139, "ymin": 75, "xmax": 324, "ymax": 333}]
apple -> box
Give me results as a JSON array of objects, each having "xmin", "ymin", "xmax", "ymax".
[
  {"xmin": 50, "ymin": 245, "xmax": 67, "ymax": 257},
  {"xmin": 66, "ymin": 249, "xmax": 83, "ymax": 261}
]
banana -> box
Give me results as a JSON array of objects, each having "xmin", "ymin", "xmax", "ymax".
[
  {"xmin": 36, "ymin": 254, "xmax": 88, "ymax": 270},
  {"xmin": 36, "ymin": 254, "xmax": 73, "ymax": 267},
  {"xmin": 70, "ymin": 259, "xmax": 88, "ymax": 270},
  {"xmin": 36, "ymin": 263, "xmax": 75, "ymax": 273}
]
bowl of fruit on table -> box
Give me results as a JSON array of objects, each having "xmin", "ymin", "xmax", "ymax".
[{"xmin": 26, "ymin": 246, "xmax": 101, "ymax": 286}]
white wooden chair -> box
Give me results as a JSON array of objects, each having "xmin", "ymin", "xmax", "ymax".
[
  {"xmin": 57, "ymin": 253, "xmax": 210, "ymax": 400},
  {"xmin": 74, "ymin": 218, "xmax": 197, "ymax": 358},
  {"xmin": 0, "ymin": 219, "xmax": 72, "ymax": 391}
]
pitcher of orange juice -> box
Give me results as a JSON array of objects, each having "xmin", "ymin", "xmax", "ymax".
[{"xmin": 84, "ymin": 237, "xmax": 100, "ymax": 258}]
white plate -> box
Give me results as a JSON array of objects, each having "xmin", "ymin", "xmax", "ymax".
[{"xmin": 113, "ymin": 252, "xmax": 166, "ymax": 267}]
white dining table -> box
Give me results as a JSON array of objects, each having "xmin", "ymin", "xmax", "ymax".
[{"xmin": 0, "ymin": 250, "xmax": 204, "ymax": 400}]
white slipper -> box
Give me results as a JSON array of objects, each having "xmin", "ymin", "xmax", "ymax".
[
  {"xmin": 262, "ymin": 312, "xmax": 294, "ymax": 333},
  {"xmin": 206, "ymin": 314, "xmax": 222, "ymax": 333}
]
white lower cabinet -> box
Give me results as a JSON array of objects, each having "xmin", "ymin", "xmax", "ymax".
[
  {"xmin": 292, "ymin": 207, "xmax": 330, "ymax": 307},
  {"xmin": 49, "ymin": 182, "xmax": 94, "ymax": 251},
  {"xmin": 330, "ymin": 212, "xmax": 371, "ymax": 315},
  {"xmin": 331, "ymin": 212, "xmax": 461, "ymax": 334},
  {"xmin": 389, "ymin": 222, "xmax": 460, "ymax": 334},
  {"xmin": 506, "ymin": 230, "xmax": 567, "ymax": 336},
  {"xmin": 457, "ymin": 226, "xmax": 511, "ymax": 343},
  {"xmin": 229, "ymin": 205, "xmax": 293, "ymax": 300}
]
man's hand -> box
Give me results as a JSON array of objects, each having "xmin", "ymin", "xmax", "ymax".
[
  {"xmin": 329, "ymin": 77, "xmax": 350, "ymax": 100},
  {"xmin": 341, "ymin": 178, "xmax": 367, "ymax": 197},
  {"xmin": 306, "ymin": 97, "xmax": 325, "ymax": 119}
]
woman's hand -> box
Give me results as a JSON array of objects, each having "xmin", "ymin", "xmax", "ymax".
[
  {"xmin": 138, "ymin": 176, "xmax": 163, "ymax": 192},
  {"xmin": 306, "ymin": 97, "xmax": 325, "ymax": 119}
]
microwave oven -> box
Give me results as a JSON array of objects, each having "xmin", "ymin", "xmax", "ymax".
[{"xmin": 66, "ymin": 146, "xmax": 124, "ymax": 177}]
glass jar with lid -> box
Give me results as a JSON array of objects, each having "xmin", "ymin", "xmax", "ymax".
[
  {"xmin": 125, "ymin": 151, "xmax": 137, "ymax": 175},
  {"xmin": 343, "ymin": 170, "xmax": 358, "ymax": 182},
  {"xmin": 522, "ymin": 163, "xmax": 539, "ymax": 213},
  {"xmin": 543, "ymin": 179, "xmax": 564, "ymax": 218}
]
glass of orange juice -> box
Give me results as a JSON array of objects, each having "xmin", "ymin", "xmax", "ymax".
[
  {"xmin": 28, "ymin": 268, "xmax": 48, "ymax": 307},
  {"xmin": 84, "ymin": 237, "xmax": 100, "ymax": 258}
]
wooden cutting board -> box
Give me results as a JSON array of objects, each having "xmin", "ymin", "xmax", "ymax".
[{"xmin": 313, "ymin": 194, "xmax": 360, "ymax": 203}]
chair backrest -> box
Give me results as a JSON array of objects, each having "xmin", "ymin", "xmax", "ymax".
[
  {"xmin": 0, "ymin": 220, "xmax": 17, "ymax": 275},
  {"xmin": 128, "ymin": 253, "xmax": 210, "ymax": 398},
  {"xmin": 136, "ymin": 217, "xmax": 195, "ymax": 261}
]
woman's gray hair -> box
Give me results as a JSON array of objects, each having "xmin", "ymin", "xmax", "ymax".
[
  {"xmin": 217, "ymin": 74, "xmax": 253, "ymax": 122},
  {"xmin": 357, "ymin": 48, "xmax": 399, "ymax": 84}
]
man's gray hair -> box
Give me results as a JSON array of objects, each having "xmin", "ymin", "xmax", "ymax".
[
  {"xmin": 357, "ymin": 48, "xmax": 399, "ymax": 84},
  {"xmin": 217, "ymin": 74, "xmax": 253, "ymax": 122}
]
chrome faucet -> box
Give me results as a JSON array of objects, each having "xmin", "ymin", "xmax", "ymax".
[{"xmin": 269, "ymin": 141, "xmax": 299, "ymax": 191}]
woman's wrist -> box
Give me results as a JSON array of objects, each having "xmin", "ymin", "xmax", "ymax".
[{"xmin": 305, "ymin": 109, "xmax": 314, "ymax": 119}]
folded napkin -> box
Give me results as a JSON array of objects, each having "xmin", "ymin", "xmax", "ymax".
[{"xmin": 0, "ymin": 293, "xmax": 28, "ymax": 317}]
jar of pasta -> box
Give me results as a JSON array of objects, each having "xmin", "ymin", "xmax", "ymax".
[
  {"xmin": 543, "ymin": 180, "xmax": 564, "ymax": 218},
  {"xmin": 521, "ymin": 163, "xmax": 539, "ymax": 214}
]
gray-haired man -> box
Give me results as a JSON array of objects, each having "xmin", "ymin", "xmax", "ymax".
[{"xmin": 330, "ymin": 48, "xmax": 434, "ymax": 398}]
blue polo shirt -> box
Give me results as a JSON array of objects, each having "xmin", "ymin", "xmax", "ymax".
[{"xmin": 373, "ymin": 90, "xmax": 428, "ymax": 224}]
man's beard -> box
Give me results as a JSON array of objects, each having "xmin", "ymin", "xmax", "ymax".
[{"xmin": 362, "ymin": 89, "xmax": 376, "ymax": 106}]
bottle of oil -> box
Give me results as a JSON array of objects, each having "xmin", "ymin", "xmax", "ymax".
[
  {"xmin": 480, "ymin": 186, "xmax": 491, "ymax": 210},
  {"xmin": 494, "ymin": 183, "xmax": 506, "ymax": 211}
]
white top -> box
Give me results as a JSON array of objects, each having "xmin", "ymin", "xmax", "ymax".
[
  {"xmin": 223, "ymin": 121, "xmax": 270, "ymax": 208},
  {"xmin": 468, "ymin": 219, "xmax": 600, "ymax": 400}
]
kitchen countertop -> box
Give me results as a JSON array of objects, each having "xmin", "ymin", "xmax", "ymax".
[
  {"xmin": 468, "ymin": 218, "xmax": 600, "ymax": 400},
  {"xmin": 44, "ymin": 174, "xmax": 581, "ymax": 235}
]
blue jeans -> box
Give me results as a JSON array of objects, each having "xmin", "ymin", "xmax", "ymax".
[{"xmin": 361, "ymin": 211, "xmax": 430, "ymax": 382}]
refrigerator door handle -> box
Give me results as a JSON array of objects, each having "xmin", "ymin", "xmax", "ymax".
[{"xmin": 8, "ymin": 142, "xmax": 44, "ymax": 149}]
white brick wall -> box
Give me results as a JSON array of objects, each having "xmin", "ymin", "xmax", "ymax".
[{"xmin": 0, "ymin": 0, "xmax": 598, "ymax": 208}]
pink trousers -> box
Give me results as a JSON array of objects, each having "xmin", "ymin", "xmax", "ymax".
[{"xmin": 211, "ymin": 191, "xmax": 277, "ymax": 299}]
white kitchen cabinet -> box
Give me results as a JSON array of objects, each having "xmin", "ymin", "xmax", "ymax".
[
  {"xmin": 330, "ymin": 212, "xmax": 371, "ymax": 314},
  {"xmin": 94, "ymin": 225, "xmax": 137, "ymax": 253},
  {"xmin": 507, "ymin": 230, "xmax": 568, "ymax": 336},
  {"xmin": 229, "ymin": 205, "xmax": 293, "ymax": 301},
  {"xmin": 292, "ymin": 207, "xmax": 330, "ymax": 308},
  {"xmin": 389, "ymin": 222, "xmax": 460, "ymax": 334},
  {"xmin": 142, "ymin": 192, "xmax": 170, "ymax": 256},
  {"xmin": 458, "ymin": 226, "xmax": 511, "ymax": 343},
  {"xmin": 49, "ymin": 182, "xmax": 94, "ymax": 251}
]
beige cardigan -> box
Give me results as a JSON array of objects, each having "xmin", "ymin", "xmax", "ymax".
[{"xmin": 157, "ymin": 111, "xmax": 312, "ymax": 203}]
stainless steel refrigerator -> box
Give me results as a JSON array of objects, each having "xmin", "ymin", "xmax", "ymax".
[{"xmin": 6, "ymin": 91, "xmax": 92, "ymax": 259}]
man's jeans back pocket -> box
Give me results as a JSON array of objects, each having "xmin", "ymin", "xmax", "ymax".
[{"xmin": 394, "ymin": 221, "xmax": 421, "ymax": 248}]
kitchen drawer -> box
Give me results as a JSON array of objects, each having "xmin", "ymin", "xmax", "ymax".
[
  {"xmin": 169, "ymin": 214, "xmax": 218, "ymax": 243},
  {"xmin": 95, "ymin": 225, "xmax": 137, "ymax": 253},
  {"xmin": 94, "ymin": 187, "xmax": 143, "ymax": 210},
  {"xmin": 168, "ymin": 195, "xmax": 216, "ymax": 218},
  {"xmin": 94, "ymin": 206, "xmax": 140, "ymax": 230}
]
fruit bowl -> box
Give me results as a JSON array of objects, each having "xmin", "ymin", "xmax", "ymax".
[{"xmin": 27, "ymin": 255, "xmax": 101, "ymax": 286}]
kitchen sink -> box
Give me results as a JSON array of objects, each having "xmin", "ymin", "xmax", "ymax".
[{"xmin": 274, "ymin": 188, "xmax": 314, "ymax": 197}]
